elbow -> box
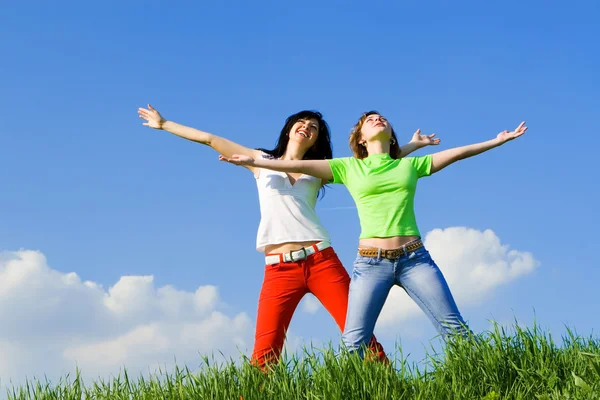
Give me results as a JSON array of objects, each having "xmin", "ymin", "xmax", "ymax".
[{"xmin": 203, "ymin": 133, "xmax": 215, "ymax": 147}]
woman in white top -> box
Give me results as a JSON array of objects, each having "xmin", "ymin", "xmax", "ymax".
[{"xmin": 138, "ymin": 105, "xmax": 437, "ymax": 367}]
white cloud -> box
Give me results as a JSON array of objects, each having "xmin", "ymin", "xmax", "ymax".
[
  {"xmin": 300, "ymin": 294, "xmax": 322, "ymax": 314},
  {"xmin": 0, "ymin": 228, "xmax": 538, "ymax": 389},
  {"xmin": 0, "ymin": 250, "xmax": 252, "ymax": 388},
  {"xmin": 376, "ymin": 227, "xmax": 539, "ymax": 332}
]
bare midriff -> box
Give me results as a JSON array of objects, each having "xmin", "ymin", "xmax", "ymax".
[
  {"xmin": 265, "ymin": 240, "xmax": 323, "ymax": 255},
  {"xmin": 358, "ymin": 235, "xmax": 420, "ymax": 250}
]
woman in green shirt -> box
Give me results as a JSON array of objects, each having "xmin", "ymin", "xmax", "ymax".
[{"xmin": 219, "ymin": 111, "xmax": 527, "ymax": 355}]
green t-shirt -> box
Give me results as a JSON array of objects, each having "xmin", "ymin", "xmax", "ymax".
[{"xmin": 327, "ymin": 153, "xmax": 432, "ymax": 239}]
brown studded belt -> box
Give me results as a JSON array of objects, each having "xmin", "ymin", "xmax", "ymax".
[{"xmin": 358, "ymin": 239, "xmax": 423, "ymax": 259}]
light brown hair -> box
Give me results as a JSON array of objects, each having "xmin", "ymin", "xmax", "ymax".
[{"xmin": 349, "ymin": 111, "xmax": 401, "ymax": 159}]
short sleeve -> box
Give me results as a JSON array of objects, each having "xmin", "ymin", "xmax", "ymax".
[
  {"xmin": 327, "ymin": 157, "xmax": 352, "ymax": 184},
  {"xmin": 408, "ymin": 155, "xmax": 433, "ymax": 178}
]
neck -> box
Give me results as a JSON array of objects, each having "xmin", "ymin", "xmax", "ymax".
[
  {"xmin": 365, "ymin": 140, "xmax": 390, "ymax": 156},
  {"xmin": 281, "ymin": 141, "xmax": 307, "ymax": 160}
]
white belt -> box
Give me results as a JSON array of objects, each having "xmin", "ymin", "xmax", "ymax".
[{"xmin": 265, "ymin": 241, "xmax": 331, "ymax": 265}]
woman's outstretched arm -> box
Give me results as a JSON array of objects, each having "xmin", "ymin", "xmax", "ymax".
[
  {"xmin": 430, "ymin": 121, "xmax": 527, "ymax": 174},
  {"xmin": 219, "ymin": 155, "xmax": 334, "ymax": 181},
  {"xmin": 138, "ymin": 104, "xmax": 261, "ymax": 170},
  {"xmin": 218, "ymin": 128, "xmax": 444, "ymax": 180}
]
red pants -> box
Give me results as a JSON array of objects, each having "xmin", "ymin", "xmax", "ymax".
[{"xmin": 251, "ymin": 247, "xmax": 387, "ymax": 368}]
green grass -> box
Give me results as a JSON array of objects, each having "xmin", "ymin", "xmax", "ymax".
[{"xmin": 7, "ymin": 323, "xmax": 600, "ymax": 399}]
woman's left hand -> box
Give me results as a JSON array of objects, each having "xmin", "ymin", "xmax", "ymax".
[
  {"xmin": 411, "ymin": 129, "xmax": 441, "ymax": 147},
  {"xmin": 497, "ymin": 121, "xmax": 528, "ymax": 143}
]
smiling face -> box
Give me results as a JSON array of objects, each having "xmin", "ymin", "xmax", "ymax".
[
  {"xmin": 288, "ymin": 118, "xmax": 320, "ymax": 150},
  {"xmin": 261, "ymin": 110, "xmax": 332, "ymax": 163}
]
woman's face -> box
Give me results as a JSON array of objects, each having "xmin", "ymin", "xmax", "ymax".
[
  {"xmin": 288, "ymin": 118, "xmax": 320, "ymax": 148},
  {"xmin": 360, "ymin": 114, "xmax": 392, "ymax": 144}
]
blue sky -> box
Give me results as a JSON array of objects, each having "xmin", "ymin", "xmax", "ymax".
[{"xmin": 1, "ymin": 0, "xmax": 599, "ymax": 384}]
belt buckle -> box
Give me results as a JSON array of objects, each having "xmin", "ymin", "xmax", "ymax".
[{"xmin": 289, "ymin": 247, "xmax": 307, "ymax": 262}]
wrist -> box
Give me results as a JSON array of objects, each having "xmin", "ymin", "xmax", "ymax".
[
  {"xmin": 158, "ymin": 119, "xmax": 169, "ymax": 130},
  {"xmin": 492, "ymin": 137, "xmax": 505, "ymax": 146},
  {"xmin": 406, "ymin": 141, "xmax": 422, "ymax": 150}
]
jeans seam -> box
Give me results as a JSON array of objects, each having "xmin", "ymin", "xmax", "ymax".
[{"xmin": 401, "ymin": 282, "xmax": 444, "ymax": 330}]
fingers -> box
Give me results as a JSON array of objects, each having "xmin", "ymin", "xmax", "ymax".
[
  {"xmin": 219, "ymin": 155, "xmax": 237, "ymax": 163},
  {"xmin": 138, "ymin": 106, "xmax": 158, "ymax": 118},
  {"xmin": 413, "ymin": 129, "xmax": 421, "ymax": 135},
  {"xmin": 513, "ymin": 127, "xmax": 527, "ymax": 138},
  {"xmin": 138, "ymin": 108, "xmax": 160, "ymax": 125},
  {"xmin": 510, "ymin": 123, "xmax": 528, "ymax": 137},
  {"xmin": 427, "ymin": 133, "xmax": 440, "ymax": 144},
  {"xmin": 218, "ymin": 154, "xmax": 247, "ymax": 166}
]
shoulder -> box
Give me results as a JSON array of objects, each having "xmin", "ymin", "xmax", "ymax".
[
  {"xmin": 260, "ymin": 151, "xmax": 277, "ymax": 160},
  {"xmin": 405, "ymin": 155, "xmax": 433, "ymax": 177},
  {"xmin": 328, "ymin": 156, "xmax": 357, "ymax": 166},
  {"xmin": 254, "ymin": 152, "xmax": 278, "ymax": 178},
  {"xmin": 405, "ymin": 155, "xmax": 432, "ymax": 165}
]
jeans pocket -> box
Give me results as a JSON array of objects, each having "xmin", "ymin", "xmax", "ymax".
[
  {"xmin": 266, "ymin": 263, "xmax": 281, "ymax": 272},
  {"xmin": 354, "ymin": 255, "xmax": 381, "ymax": 267},
  {"xmin": 408, "ymin": 246, "xmax": 430, "ymax": 260}
]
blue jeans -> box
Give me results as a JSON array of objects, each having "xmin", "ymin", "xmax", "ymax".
[{"xmin": 342, "ymin": 244, "xmax": 469, "ymax": 354}]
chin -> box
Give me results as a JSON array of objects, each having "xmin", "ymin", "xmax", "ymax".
[{"xmin": 294, "ymin": 136, "xmax": 312, "ymax": 143}]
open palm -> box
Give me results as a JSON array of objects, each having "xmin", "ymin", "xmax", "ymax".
[
  {"xmin": 219, "ymin": 154, "xmax": 255, "ymax": 167},
  {"xmin": 138, "ymin": 104, "xmax": 165, "ymax": 129},
  {"xmin": 411, "ymin": 129, "xmax": 441, "ymax": 146},
  {"xmin": 497, "ymin": 121, "xmax": 528, "ymax": 143}
]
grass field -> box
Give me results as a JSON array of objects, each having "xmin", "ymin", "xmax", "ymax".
[{"xmin": 6, "ymin": 323, "xmax": 600, "ymax": 399}]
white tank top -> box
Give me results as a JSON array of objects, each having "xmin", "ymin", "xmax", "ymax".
[{"xmin": 255, "ymin": 153, "xmax": 331, "ymax": 252}]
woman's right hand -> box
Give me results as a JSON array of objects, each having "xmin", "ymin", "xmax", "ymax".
[
  {"xmin": 218, "ymin": 154, "xmax": 256, "ymax": 167},
  {"xmin": 138, "ymin": 104, "xmax": 166, "ymax": 129}
]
